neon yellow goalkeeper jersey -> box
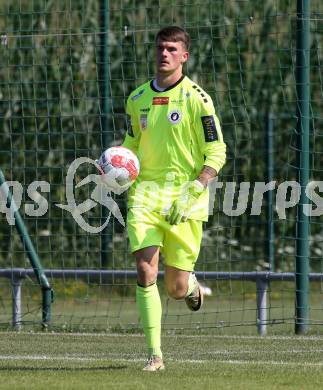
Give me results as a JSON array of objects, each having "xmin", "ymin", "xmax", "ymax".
[{"xmin": 122, "ymin": 75, "xmax": 226, "ymax": 221}]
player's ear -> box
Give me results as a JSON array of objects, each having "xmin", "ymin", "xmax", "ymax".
[{"xmin": 181, "ymin": 51, "xmax": 189, "ymax": 64}]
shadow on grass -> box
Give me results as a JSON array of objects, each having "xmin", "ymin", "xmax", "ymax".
[{"xmin": 0, "ymin": 365, "xmax": 128, "ymax": 371}]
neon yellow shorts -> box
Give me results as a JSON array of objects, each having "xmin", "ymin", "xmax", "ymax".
[{"xmin": 127, "ymin": 208, "xmax": 203, "ymax": 272}]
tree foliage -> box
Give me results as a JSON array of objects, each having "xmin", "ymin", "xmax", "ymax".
[{"xmin": 0, "ymin": 0, "xmax": 322, "ymax": 272}]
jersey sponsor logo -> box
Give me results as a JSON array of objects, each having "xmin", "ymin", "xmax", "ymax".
[
  {"xmin": 168, "ymin": 110, "xmax": 182, "ymax": 124},
  {"xmin": 126, "ymin": 114, "xmax": 134, "ymax": 137},
  {"xmin": 140, "ymin": 107, "xmax": 150, "ymax": 112},
  {"xmin": 152, "ymin": 96, "xmax": 169, "ymax": 105},
  {"xmin": 170, "ymin": 99, "xmax": 184, "ymax": 105},
  {"xmin": 201, "ymin": 115, "xmax": 218, "ymax": 142},
  {"xmin": 131, "ymin": 89, "xmax": 145, "ymax": 101},
  {"xmin": 140, "ymin": 114, "xmax": 148, "ymax": 130}
]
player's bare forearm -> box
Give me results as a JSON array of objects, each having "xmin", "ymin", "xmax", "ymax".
[{"xmin": 196, "ymin": 165, "xmax": 217, "ymax": 188}]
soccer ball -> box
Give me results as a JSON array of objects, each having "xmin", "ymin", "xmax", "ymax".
[{"xmin": 96, "ymin": 146, "xmax": 140, "ymax": 192}]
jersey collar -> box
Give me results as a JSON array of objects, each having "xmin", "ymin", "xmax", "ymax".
[{"xmin": 150, "ymin": 75, "xmax": 185, "ymax": 93}]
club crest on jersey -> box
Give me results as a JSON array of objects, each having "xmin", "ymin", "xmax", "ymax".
[
  {"xmin": 140, "ymin": 114, "xmax": 148, "ymax": 130},
  {"xmin": 168, "ymin": 110, "xmax": 182, "ymax": 124}
]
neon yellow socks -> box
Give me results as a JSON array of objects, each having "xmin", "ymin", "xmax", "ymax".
[
  {"xmin": 136, "ymin": 283, "xmax": 162, "ymax": 358},
  {"xmin": 136, "ymin": 275, "xmax": 196, "ymax": 358}
]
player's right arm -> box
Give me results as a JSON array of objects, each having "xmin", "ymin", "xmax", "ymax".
[{"xmin": 122, "ymin": 97, "xmax": 141, "ymax": 153}]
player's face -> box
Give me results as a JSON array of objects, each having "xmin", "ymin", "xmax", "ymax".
[{"xmin": 155, "ymin": 40, "xmax": 189, "ymax": 75}]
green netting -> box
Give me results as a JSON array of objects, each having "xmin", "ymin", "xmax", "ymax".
[{"xmin": 0, "ymin": 0, "xmax": 322, "ymax": 333}]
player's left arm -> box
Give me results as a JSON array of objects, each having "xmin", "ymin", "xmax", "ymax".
[
  {"xmin": 196, "ymin": 165, "xmax": 217, "ymax": 188},
  {"xmin": 194, "ymin": 95, "xmax": 226, "ymax": 188},
  {"xmin": 166, "ymin": 93, "xmax": 226, "ymax": 225}
]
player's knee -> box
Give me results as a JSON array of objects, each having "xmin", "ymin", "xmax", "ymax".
[
  {"xmin": 136, "ymin": 261, "xmax": 158, "ymax": 286},
  {"xmin": 166, "ymin": 283, "xmax": 187, "ymax": 300}
]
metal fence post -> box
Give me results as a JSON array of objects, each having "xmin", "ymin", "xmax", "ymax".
[
  {"xmin": 99, "ymin": 0, "xmax": 113, "ymax": 269},
  {"xmin": 12, "ymin": 277, "xmax": 22, "ymax": 331},
  {"xmin": 265, "ymin": 112, "xmax": 275, "ymax": 271},
  {"xmin": 295, "ymin": 0, "xmax": 310, "ymax": 335},
  {"xmin": 256, "ymin": 278, "xmax": 268, "ymax": 335}
]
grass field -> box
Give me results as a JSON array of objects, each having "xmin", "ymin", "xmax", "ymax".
[{"xmin": 0, "ymin": 332, "xmax": 322, "ymax": 389}]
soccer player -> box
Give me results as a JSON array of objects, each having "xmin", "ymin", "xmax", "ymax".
[{"xmin": 122, "ymin": 26, "xmax": 226, "ymax": 371}]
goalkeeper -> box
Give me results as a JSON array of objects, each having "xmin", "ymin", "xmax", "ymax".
[{"xmin": 122, "ymin": 26, "xmax": 226, "ymax": 371}]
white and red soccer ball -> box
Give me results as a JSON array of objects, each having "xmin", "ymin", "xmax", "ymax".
[{"xmin": 96, "ymin": 146, "xmax": 140, "ymax": 189}]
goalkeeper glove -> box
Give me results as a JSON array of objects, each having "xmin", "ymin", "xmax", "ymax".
[{"xmin": 166, "ymin": 180, "xmax": 206, "ymax": 225}]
